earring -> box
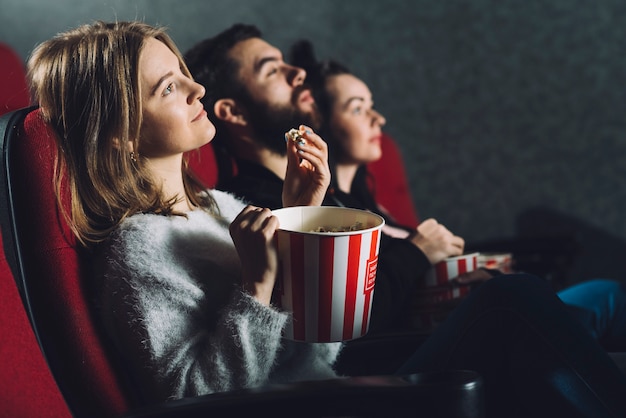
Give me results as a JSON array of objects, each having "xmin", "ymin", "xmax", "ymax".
[{"xmin": 130, "ymin": 151, "xmax": 137, "ymax": 163}]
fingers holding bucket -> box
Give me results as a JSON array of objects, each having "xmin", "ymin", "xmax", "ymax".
[{"xmin": 230, "ymin": 205, "xmax": 280, "ymax": 306}]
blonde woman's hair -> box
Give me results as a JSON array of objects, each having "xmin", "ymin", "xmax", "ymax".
[{"xmin": 27, "ymin": 20, "xmax": 218, "ymax": 246}]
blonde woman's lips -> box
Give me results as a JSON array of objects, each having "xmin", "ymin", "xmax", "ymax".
[{"xmin": 192, "ymin": 109, "xmax": 207, "ymax": 122}]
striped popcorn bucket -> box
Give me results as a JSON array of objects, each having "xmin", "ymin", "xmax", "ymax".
[
  {"xmin": 477, "ymin": 252, "xmax": 514, "ymax": 273},
  {"xmin": 411, "ymin": 253, "xmax": 479, "ymax": 331},
  {"xmin": 272, "ymin": 207, "xmax": 385, "ymax": 342},
  {"xmin": 424, "ymin": 253, "xmax": 479, "ymax": 287}
]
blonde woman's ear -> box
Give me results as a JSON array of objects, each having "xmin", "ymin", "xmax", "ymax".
[
  {"xmin": 125, "ymin": 141, "xmax": 138, "ymax": 162},
  {"xmin": 110, "ymin": 138, "xmax": 137, "ymax": 163},
  {"xmin": 110, "ymin": 137, "xmax": 135, "ymax": 151}
]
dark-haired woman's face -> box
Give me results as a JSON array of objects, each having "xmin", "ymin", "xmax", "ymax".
[
  {"xmin": 137, "ymin": 38, "xmax": 215, "ymax": 160},
  {"xmin": 326, "ymin": 74, "xmax": 385, "ymax": 165}
]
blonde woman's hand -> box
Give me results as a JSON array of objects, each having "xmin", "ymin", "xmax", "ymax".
[
  {"xmin": 229, "ymin": 205, "xmax": 279, "ymax": 306},
  {"xmin": 282, "ymin": 125, "xmax": 330, "ymax": 207},
  {"xmin": 409, "ymin": 218, "xmax": 465, "ymax": 265}
]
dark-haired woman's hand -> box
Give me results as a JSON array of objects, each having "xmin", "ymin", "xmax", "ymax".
[
  {"xmin": 455, "ymin": 268, "xmax": 501, "ymax": 285},
  {"xmin": 229, "ymin": 205, "xmax": 279, "ymax": 306},
  {"xmin": 282, "ymin": 125, "xmax": 330, "ymax": 207},
  {"xmin": 409, "ymin": 218, "xmax": 465, "ymax": 265}
]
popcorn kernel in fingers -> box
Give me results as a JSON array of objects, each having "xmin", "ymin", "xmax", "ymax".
[{"xmin": 287, "ymin": 128, "xmax": 306, "ymax": 145}]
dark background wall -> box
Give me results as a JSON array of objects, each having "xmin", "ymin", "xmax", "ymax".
[{"xmin": 2, "ymin": 0, "xmax": 625, "ymax": 284}]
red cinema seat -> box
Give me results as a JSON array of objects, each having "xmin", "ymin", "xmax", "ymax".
[
  {"xmin": 0, "ymin": 43, "xmax": 30, "ymax": 116},
  {"xmin": 0, "ymin": 107, "xmax": 130, "ymax": 417},
  {"xmin": 187, "ymin": 140, "xmax": 238, "ymax": 190},
  {"xmin": 0, "ymin": 232, "xmax": 70, "ymax": 418},
  {"xmin": 187, "ymin": 143, "xmax": 220, "ymax": 188},
  {"xmin": 367, "ymin": 133, "xmax": 419, "ymax": 229}
]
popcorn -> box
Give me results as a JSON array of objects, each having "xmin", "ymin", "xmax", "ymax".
[
  {"xmin": 311, "ymin": 221, "xmax": 364, "ymax": 233},
  {"xmin": 286, "ymin": 128, "xmax": 306, "ymax": 144}
]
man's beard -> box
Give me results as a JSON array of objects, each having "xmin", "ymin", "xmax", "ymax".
[{"xmin": 242, "ymin": 88, "xmax": 322, "ymax": 156}]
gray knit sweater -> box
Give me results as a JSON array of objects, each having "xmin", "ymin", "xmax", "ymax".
[{"xmin": 95, "ymin": 189, "xmax": 342, "ymax": 403}]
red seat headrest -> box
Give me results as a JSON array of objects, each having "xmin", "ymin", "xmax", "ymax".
[{"xmin": 0, "ymin": 43, "xmax": 30, "ymax": 116}]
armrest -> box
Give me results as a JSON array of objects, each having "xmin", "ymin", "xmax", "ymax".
[
  {"xmin": 124, "ymin": 371, "xmax": 484, "ymax": 418},
  {"xmin": 466, "ymin": 235, "xmax": 580, "ymax": 287}
]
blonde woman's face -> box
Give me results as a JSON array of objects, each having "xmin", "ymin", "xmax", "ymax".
[
  {"xmin": 137, "ymin": 37, "xmax": 215, "ymax": 159},
  {"xmin": 326, "ymin": 74, "xmax": 385, "ymax": 165}
]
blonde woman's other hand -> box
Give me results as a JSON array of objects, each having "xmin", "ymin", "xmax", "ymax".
[{"xmin": 229, "ymin": 206, "xmax": 279, "ymax": 306}]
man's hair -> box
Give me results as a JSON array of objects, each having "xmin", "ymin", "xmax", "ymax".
[
  {"xmin": 185, "ymin": 24, "xmax": 262, "ymax": 122},
  {"xmin": 185, "ymin": 24, "xmax": 263, "ymax": 179}
]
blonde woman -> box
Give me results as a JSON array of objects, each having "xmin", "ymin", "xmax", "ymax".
[{"xmin": 28, "ymin": 21, "xmax": 336, "ymax": 404}]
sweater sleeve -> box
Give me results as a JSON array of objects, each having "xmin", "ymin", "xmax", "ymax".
[
  {"xmin": 367, "ymin": 234, "xmax": 431, "ymax": 333},
  {"xmin": 96, "ymin": 222, "xmax": 289, "ymax": 402},
  {"xmin": 181, "ymin": 291, "xmax": 289, "ymax": 396}
]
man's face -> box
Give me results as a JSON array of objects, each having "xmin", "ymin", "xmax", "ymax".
[{"xmin": 229, "ymin": 38, "xmax": 321, "ymax": 154}]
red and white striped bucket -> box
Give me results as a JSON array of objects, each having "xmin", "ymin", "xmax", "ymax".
[
  {"xmin": 423, "ymin": 253, "xmax": 479, "ymax": 288},
  {"xmin": 477, "ymin": 252, "xmax": 513, "ymax": 273},
  {"xmin": 272, "ymin": 207, "xmax": 385, "ymax": 342},
  {"xmin": 412, "ymin": 253, "xmax": 479, "ymax": 331}
]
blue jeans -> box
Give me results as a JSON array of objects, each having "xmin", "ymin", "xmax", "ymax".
[
  {"xmin": 396, "ymin": 275, "xmax": 626, "ymax": 418},
  {"xmin": 558, "ymin": 279, "xmax": 626, "ymax": 350}
]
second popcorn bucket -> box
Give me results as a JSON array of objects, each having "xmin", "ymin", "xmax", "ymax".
[{"xmin": 272, "ymin": 206, "xmax": 385, "ymax": 342}]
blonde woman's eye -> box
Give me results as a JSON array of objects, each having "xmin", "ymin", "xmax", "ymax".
[
  {"xmin": 351, "ymin": 107, "xmax": 363, "ymax": 115},
  {"xmin": 163, "ymin": 83, "xmax": 174, "ymax": 96}
]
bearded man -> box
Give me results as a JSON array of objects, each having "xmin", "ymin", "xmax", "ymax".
[{"xmin": 185, "ymin": 24, "xmax": 323, "ymax": 208}]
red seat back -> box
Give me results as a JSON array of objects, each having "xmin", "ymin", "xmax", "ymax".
[
  {"xmin": 187, "ymin": 139, "xmax": 240, "ymax": 190},
  {"xmin": 0, "ymin": 43, "xmax": 30, "ymax": 116},
  {"xmin": 187, "ymin": 142, "xmax": 220, "ymax": 188},
  {"xmin": 0, "ymin": 108, "xmax": 130, "ymax": 417},
  {"xmin": 367, "ymin": 133, "xmax": 420, "ymax": 228},
  {"xmin": 0, "ymin": 232, "xmax": 70, "ymax": 418}
]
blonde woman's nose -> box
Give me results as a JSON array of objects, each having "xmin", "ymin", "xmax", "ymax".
[{"xmin": 190, "ymin": 81, "xmax": 206, "ymax": 103}]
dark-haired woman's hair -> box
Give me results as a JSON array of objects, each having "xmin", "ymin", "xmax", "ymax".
[
  {"xmin": 289, "ymin": 40, "xmax": 351, "ymax": 128},
  {"xmin": 289, "ymin": 40, "xmax": 377, "ymax": 208}
]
